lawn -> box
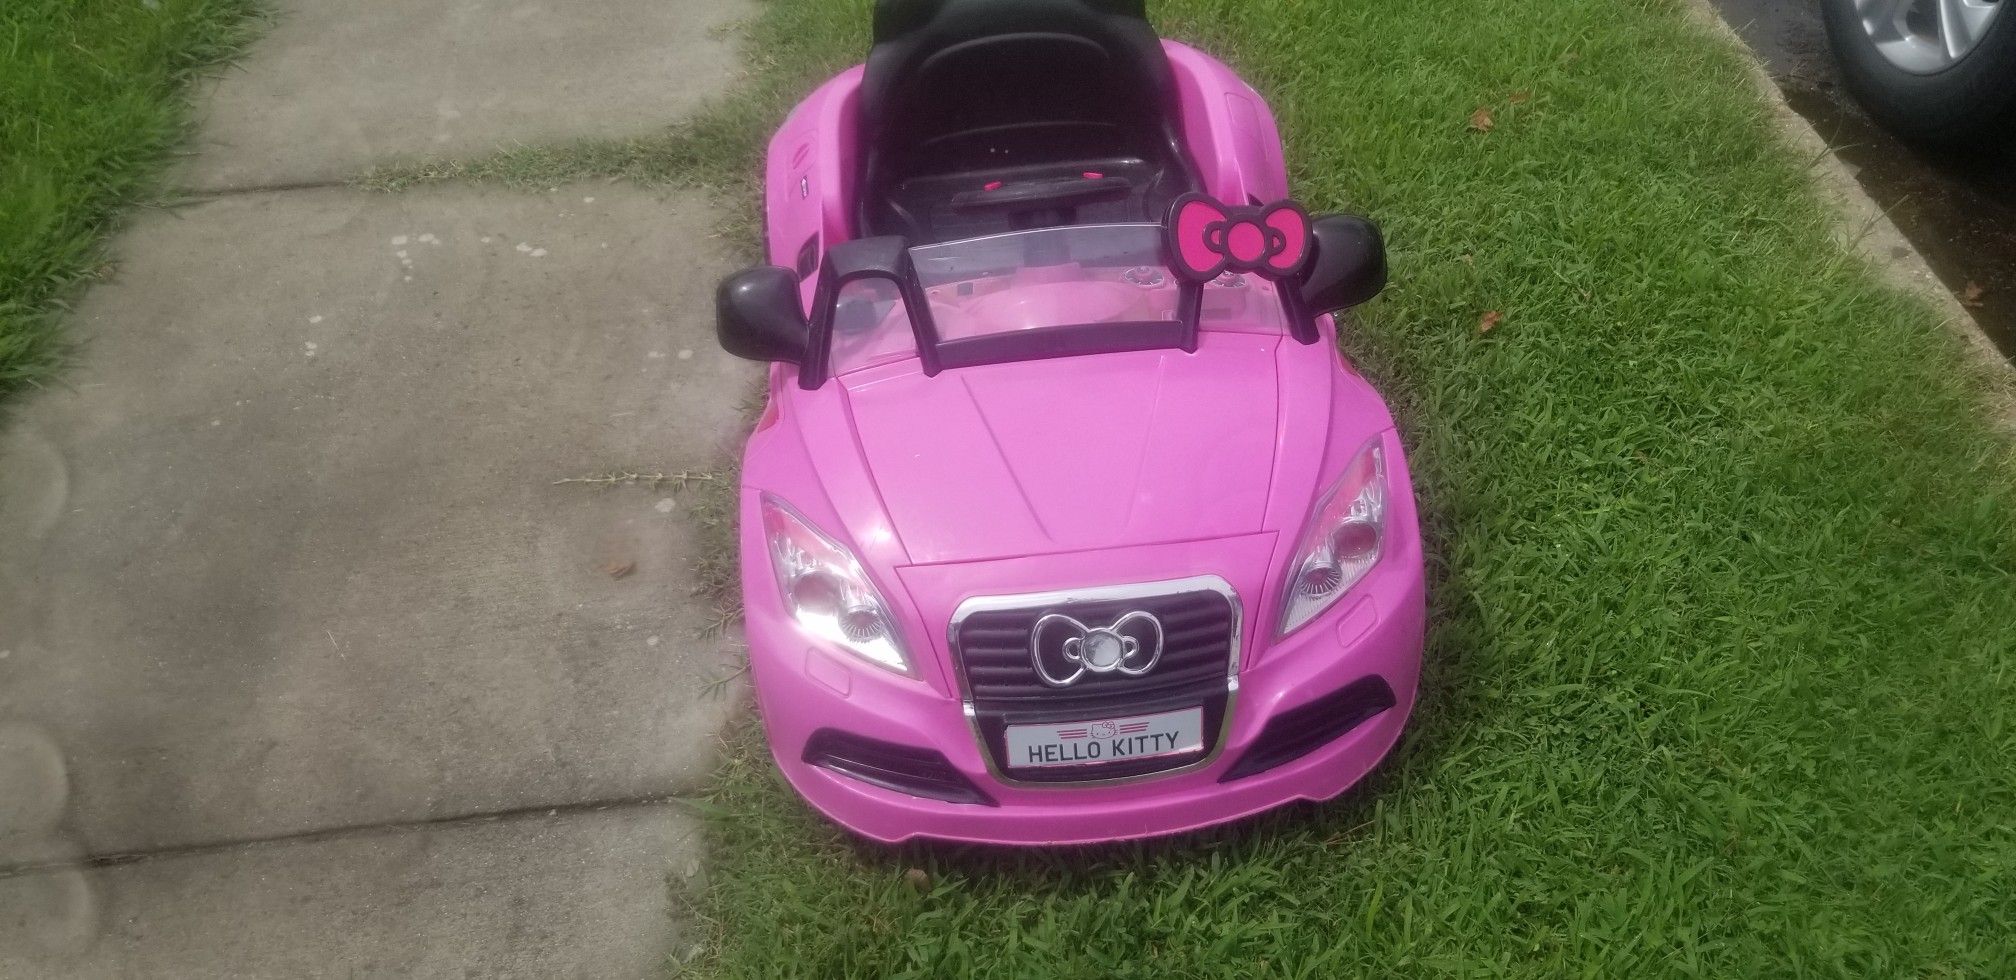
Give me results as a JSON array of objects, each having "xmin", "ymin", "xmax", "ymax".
[
  {"xmin": 0, "ymin": 0, "xmax": 259, "ymax": 403},
  {"xmin": 660, "ymin": 0, "xmax": 2016, "ymax": 975}
]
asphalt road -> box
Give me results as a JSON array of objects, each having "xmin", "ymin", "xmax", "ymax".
[{"xmin": 1708, "ymin": 0, "xmax": 2016, "ymax": 360}]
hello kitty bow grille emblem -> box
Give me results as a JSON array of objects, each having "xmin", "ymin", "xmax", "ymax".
[{"xmin": 1029, "ymin": 611, "xmax": 1164, "ymax": 688}]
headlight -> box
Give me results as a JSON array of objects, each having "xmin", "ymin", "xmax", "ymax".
[
  {"xmin": 761, "ymin": 494, "xmax": 911, "ymax": 674},
  {"xmin": 1279, "ymin": 436, "xmax": 1387, "ymax": 636}
]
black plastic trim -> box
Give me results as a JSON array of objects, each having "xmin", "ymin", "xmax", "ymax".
[
  {"xmin": 1218, "ymin": 676, "xmax": 1396, "ymax": 783},
  {"xmin": 794, "ymin": 233, "xmax": 820, "ymax": 280},
  {"xmin": 934, "ymin": 319, "xmax": 1186, "ymax": 370},
  {"xmin": 802, "ymin": 728, "xmax": 996, "ymax": 806},
  {"xmin": 801, "ymin": 236, "xmax": 941, "ymax": 388}
]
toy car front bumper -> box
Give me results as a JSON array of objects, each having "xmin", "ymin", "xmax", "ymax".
[{"xmin": 743, "ymin": 560, "xmax": 1425, "ymax": 847}]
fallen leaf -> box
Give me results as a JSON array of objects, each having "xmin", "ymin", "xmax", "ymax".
[
  {"xmin": 1508, "ymin": 90, "xmax": 1531, "ymax": 105},
  {"xmin": 1960, "ymin": 281, "xmax": 1986, "ymax": 308},
  {"xmin": 601, "ymin": 559, "xmax": 636, "ymax": 580},
  {"xmin": 1478, "ymin": 310, "xmax": 1504, "ymax": 334},
  {"xmin": 1468, "ymin": 106, "xmax": 1495, "ymax": 132},
  {"xmin": 904, "ymin": 868, "xmax": 931, "ymax": 892}
]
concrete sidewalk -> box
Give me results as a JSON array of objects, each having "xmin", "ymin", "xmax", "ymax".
[{"xmin": 0, "ymin": 0, "xmax": 756, "ymax": 975}]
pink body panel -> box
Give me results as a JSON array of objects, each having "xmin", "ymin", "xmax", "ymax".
[
  {"xmin": 736, "ymin": 440, "xmax": 1425, "ymax": 844},
  {"xmin": 1164, "ymin": 41, "xmax": 1292, "ymax": 205},
  {"xmin": 737, "ymin": 41, "xmax": 1426, "ymax": 845},
  {"xmin": 764, "ymin": 65, "xmax": 862, "ymax": 309},
  {"xmin": 842, "ymin": 334, "xmax": 1280, "ymax": 564}
]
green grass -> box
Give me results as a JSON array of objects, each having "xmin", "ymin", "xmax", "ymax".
[
  {"xmin": 351, "ymin": 0, "xmax": 2016, "ymax": 973},
  {"xmin": 660, "ymin": 0, "xmax": 2016, "ymax": 976},
  {"xmin": 353, "ymin": 5, "xmax": 868, "ymax": 257},
  {"xmin": 0, "ymin": 0, "xmax": 261, "ymax": 405}
]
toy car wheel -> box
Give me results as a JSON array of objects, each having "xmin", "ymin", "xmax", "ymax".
[{"xmin": 1821, "ymin": 0, "xmax": 2016, "ymax": 151}]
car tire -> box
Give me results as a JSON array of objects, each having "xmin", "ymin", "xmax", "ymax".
[{"xmin": 1820, "ymin": 0, "xmax": 2016, "ymax": 152}]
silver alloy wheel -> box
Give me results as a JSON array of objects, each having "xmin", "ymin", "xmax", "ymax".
[{"xmin": 1856, "ymin": 0, "xmax": 2006, "ymax": 73}]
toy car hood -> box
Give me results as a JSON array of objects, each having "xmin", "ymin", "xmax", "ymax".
[{"xmin": 825, "ymin": 330, "xmax": 1351, "ymax": 566}]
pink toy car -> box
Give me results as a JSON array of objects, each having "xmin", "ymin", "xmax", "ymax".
[{"xmin": 714, "ymin": 0, "xmax": 1425, "ymax": 846}]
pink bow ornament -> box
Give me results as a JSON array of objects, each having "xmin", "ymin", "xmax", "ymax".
[{"xmin": 1166, "ymin": 194, "xmax": 1313, "ymax": 283}]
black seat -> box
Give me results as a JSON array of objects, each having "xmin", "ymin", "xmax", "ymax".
[{"xmin": 858, "ymin": 0, "xmax": 1199, "ymax": 245}]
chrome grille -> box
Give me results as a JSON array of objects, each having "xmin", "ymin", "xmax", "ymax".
[
  {"xmin": 952, "ymin": 589, "xmax": 1235, "ymax": 704},
  {"xmin": 949, "ymin": 578, "xmax": 1240, "ymax": 783}
]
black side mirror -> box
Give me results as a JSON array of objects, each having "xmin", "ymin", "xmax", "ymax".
[
  {"xmin": 716, "ymin": 266, "xmax": 810, "ymax": 364},
  {"xmin": 1300, "ymin": 215, "xmax": 1387, "ymax": 315}
]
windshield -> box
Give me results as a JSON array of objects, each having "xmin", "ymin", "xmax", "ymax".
[
  {"xmin": 826, "ymin": 224, "xmax": 1291, "ymax": 377},
  {"xmin": 913, "ymin": 224, "xmax": 1289, "ymax": 339}
]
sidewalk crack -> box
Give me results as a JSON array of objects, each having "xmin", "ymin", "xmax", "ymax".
[{"xmin": 0, "ymin": 794, "xmax": 699, "ymax": 880}]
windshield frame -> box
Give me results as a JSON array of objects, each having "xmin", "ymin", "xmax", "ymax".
[{"xmin": 797, "ymin": 225, "xmax": 1294, "ymax": 390}]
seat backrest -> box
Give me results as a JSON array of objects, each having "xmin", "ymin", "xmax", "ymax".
[{"xmin": 858, "ymin": 0, "xmax": 1196, "ymax": 242}]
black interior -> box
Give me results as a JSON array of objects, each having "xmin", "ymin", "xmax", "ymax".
[{"xmin": 858, "ymin": 0, "xmax": 1199, "ymax": 245}]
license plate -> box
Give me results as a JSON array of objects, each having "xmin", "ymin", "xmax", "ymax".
[{"xmin": 1004, "ymin": 707, "xmax": 1205, "ymax": 769}]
